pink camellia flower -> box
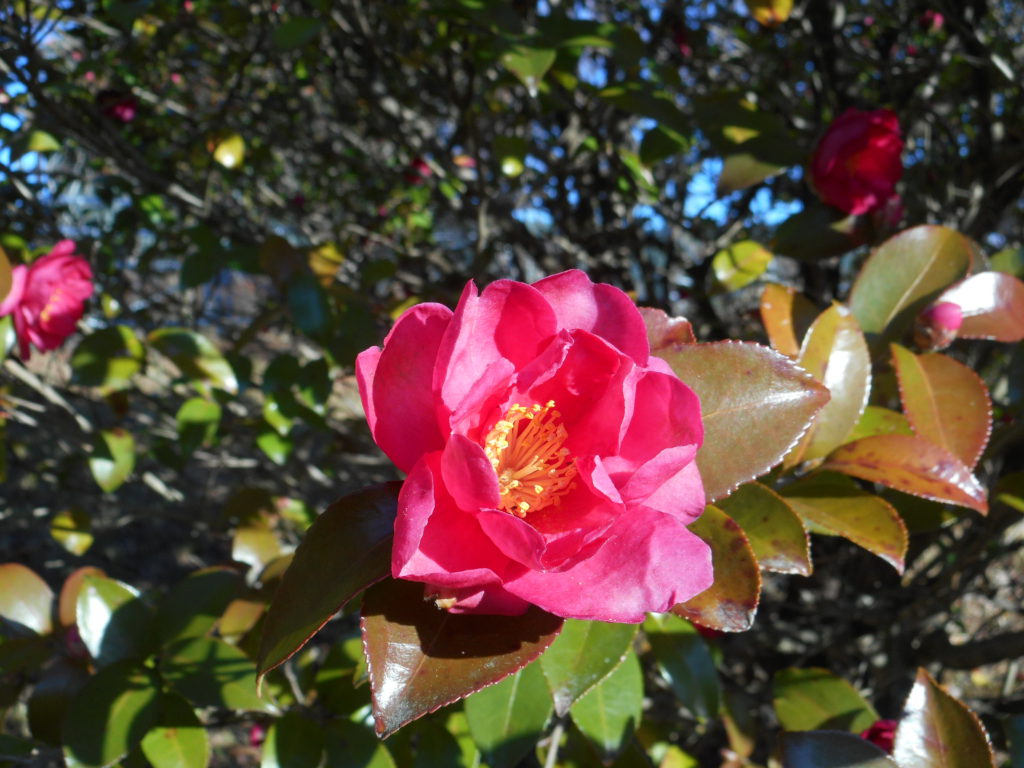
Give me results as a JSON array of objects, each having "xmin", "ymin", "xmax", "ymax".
[
  {"xmin": 809, "ymin": 108, "xmax": 903, "ymax": 216},
  {"xmin": 860, "ymin": 719, "xmax": 897, "ymax": 754},
  {"xmin": 357, "ymin": 270, "xmax": 712, "ymax": 622},
  {"xmin": 0, "ymin": 240, "xmax": 94, "ymax": 359},
  {"xmin": 913, "ymin": 300, "xmax": 963, "ymax": 351},
  {"xmin": 98, "ymin": 90, "xmax": 138, "ymax": 123},
  {"xmin": 920, "ymin": 10, "xmax": 944, "ymax": 33}
]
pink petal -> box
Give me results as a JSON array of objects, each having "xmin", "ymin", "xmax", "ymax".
[
  {"xmin": 433, "ymin": 279, "xmax": 557, "ymax": 419},
  {"xmin": 502, "ymin": 507, "xmax": 713, "ymax": 622},
  {"xmin": 440, "ymin": 434, "xmax": 500, "ymax": 512},
  {"xmin": 619, "ymin": 445, "xmax": 704, "ymax": 523},
  {"xmin": 533, "ymin": 270, "xmax": 649, "ymax": 363},
  {"xmin": 615, "ymin": 369, "xmax": 703, "ymax": 468},
  {"xmin": 355, "ymin": 346, "xmax": 382, "ymax": 435},
  {"xmin": 393, "ymin": 454, "xmax": 520, "ymax": 589},
  {"xmin": 364, "ymin": 303, "xmax": 452, "ymax": 473}
]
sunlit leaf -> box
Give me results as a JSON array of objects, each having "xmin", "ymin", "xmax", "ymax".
[
  {"xmin": 140, "ymin": 693, "xmax": 210, "ymax": 768},
  {"xmin": 673, "ymin": 505, "xmax": 761, "ymax": 632},
  {"xmin": 569, "ymin": 650, "xmax": 643, "ymax": 763},
  {"xmin": 846, "ymin": 406, "xmax": 913, "ymax": 444},
  {"xmin": 212, "ymin": 133, "xmax": 246, "ymax": 169},
  {"xmin": 773, "ymin": 667, "xmax": 879, "ymax": 733},
  {"xmin": 780, "ymin": 731, "xmax": 898, "ymax": 767},
  {"xmin": 176, "ymin": 397, "xmax": 222, "ymax": 456},
  {"xmin": 935, "ymin": 271, "xmax": 1024, "ymax": 342},
  {"xmin": 0, "ymin": 245, "xmax": 12, "ymax": 306},
  {"xmin": 712, "ymin": 240, "xmax": 774, "ymax": 292},
  {"xmin": 50, "ymin": 508, "xmax": 93, "ymax": 556},
  {"xmin": 891, "ymin": 344, "xmax": 992, "ymax": 467},
  {"xmin": 58, "ymin": 567, "xmax": 105, "ymax": 630},
  {"xmin": 257, "ymin": 484, "xmax": 400, "ymax": 679},
  {"xmin": 157, "ymin": 568, "xmax": 243, "ymax": 646},
  {"xmin": 849, "ymin": 226, "xmax": 977, "ymax": 338},
  {"xmin": 718, "ymin": 482, "xmax": 811, "ymax": 575},
  {"xmin": 76, "ymin": 574, "xmax": 156, "ymax": 666},
  {"xmin": 501, "ymin": 46, "xmax": 555, "ymax": 94},
  {"xmin": 360, "ymin": 578, "xmax": 562, "ymax": 737},
  {"xmin": 744, "ymin": 0, "xmax": 794, "ymax": 26},
  {"xmin": 644, "ymin": 614, "xmax": 720, "ymax": 720},
  {"xmin": 88, "ymin": 428, "xmax": 135, "ymax": 493},
  {"xmin": 892, "ymin": 668, "xmax": 995, "ymax": 768},
  {"xmin": 760, "ymin": 283, "xmax": 818, "ymax": 358},
  {"xmin": 465, "ymin": 662, "xmax": 552, "ymax": 768},
  {"xmin": 0, "ymin": 563, "xmax": 54, "ymax": 635},
  {"xmin": 162, "ymin": 636, "xmax": 276, "ymax": 712},
  {"xmin": 824, "ymin": 435, "xmax": 987, "ymax": 514},
  {"xmin": 70, "ymin": 326, "xmax": 145, "ymax": 393},
  {"xmin": 540, "ymin": 619, "xmax": 638, "ymax": 716},
  {"xmin": 782, "ymin": 473, "xmax": 908, "ymax": 572},
  {"xmin": 660, "ymin": 341, "xmax": 829, "ymax": 501},
  {"xmin": 149, "ymin": 328, "xmax": 238, "ymax": 394},
  {"xmin": 261, "ymin": 711, "xmax": 324, "ymax": 768}
]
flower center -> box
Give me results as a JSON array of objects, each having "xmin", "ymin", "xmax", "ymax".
[{"xmin": 483, "ymin": 400, "xmax": 577, "ymax": 518}]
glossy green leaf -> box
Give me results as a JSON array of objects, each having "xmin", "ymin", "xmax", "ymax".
[
  {"xmin": 540, "ymin": 619, "xmax": 638, "ymax": 716},
  {"xmin": 272, "ymin": 17, "xmax": 324, "ymax": 51},
  {"xmin": 673, "ymin": 505, "xmax": 761, "ymax": 632},
  {"xmin": 892, "ymin": 668, "xmax": 995, "ymax": 768},
  {"xmin": 261, "ymin": 711, "xmax": 324, "ymax": 768},
  {"xmin": 892, "ymin": 345, "xmax": 991, "ymax": 468},
  {"xmin": 148, "ymin": 328, "xmax": 238, "ymax": 394},
  {"xmin": 257, "ymin": 483, "xmax": 400, "ymax": 680},
  {"xmin": 772, "ymin": 203, "xmax": 861, "ymax": 261},
  {"xmin": 162, "ymin": 636, "xmax": 275, "ymax": 712},
  {"xmin": 58, "ymin": 566, "xmax": 105, "ymax": 630},
  {"xmin": 569, "ymin": 650, "xmax": 643, "ymax": 763},
  {"xmin": 76, "ymin": 574, "xmax": 156, "ymax": 666},
  {"xmin": 88, "ymin": 428, "xmax": 135, "ymax": 493},
  {"xmin": 659, "ymin": 341, "xmax": 830, "ymax": 501},
  {"xmin": 780, "ymin": 731, "xmax": 898, "ymax": 768},
  {"xmin": 501, "ymin": 46, "xmax": 556, "ymax": 93},
  {"xmin": 0, "ymin": 562, "xmax": 54, "ymax": 635},
  {"xmin": 176, "ymin": 397, "xmax": 222, "ymax": 456},
  {"xmin": 140, "ymin": 693, "xmax": 210, "ymax": 768},
  {"xmin": 323, "ymin": 721, "xmax": 396, "ymax": 768},
  {"xmin": 257, "ymin": 429, "xmax": 293, "ymax": 465},
  {"xmin": 28, "ymin": 659, "xmax": 89, "ymax": 744},
  {"xmin": 157, "ymin": 568, "xmax": 243, "ymax": 646},
  {"xmin": 789, "ymin": 304, "xmax": 871, "ymax": 463},
  {"xmin": 70, "ymin": 326, "xmax": 145, "ymax": 392},
  {"xmin": 824, "ymin": 435, "xmax": 988, "ymax": 514},
  {"xmin": 849, "ymin": 226, "xmax": 977, "ymax": 338},
  {"xmin": 846, "ymin": 406, "xmax": 913, "ymax": 444},
  {"xmin": 26, "ymin": 129, "xmax": 61, "ymax": 152},
  {"xmin": 773, "ymin": 668, "xmax": 879, "ymax": 733},
  {"xmin": 643, "ymin": 614, "xmax": 719, "ymax": 720},
  {"xmin": 314, "ymin": 634, "xmax": 368, "ymax": 716},
  {"xmin": 62, "ymin": 661, "xmax": 161, "ymax": 768},
  {"xmin": 718, "ymin": 150, "xmax": 790, "ymax": 194},
  {"xmin": 712, "ymin": 240, "xmax": 773, "ymax": 292},
  {"xmin": 936, "ymin": 271, "xmax": 1024, "ymax": 342},
  {"xmin": 717, "ymin": 483, "xmax": 811, "ymax": 575},
  {"xmin": 464, "ymin": 662, "xmax": 552, "ymax": 768},
  {"xmin": 782, "ymin": 473, "xmax": 908, "ymax": 573},
  {"xmin": 50, "ymin": 507, "xmax": 93, "ymax": 556},
  {"xmin": 360, "ymin": 577, "xmax": 563, "ymax": 738}
]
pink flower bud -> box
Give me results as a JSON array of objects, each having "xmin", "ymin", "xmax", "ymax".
[
  {"xmin": 248, "ymin": 724, "xmax": 266, "ymax": 747},
  {"xmin": 860, "ymin": 719, "xmax": 897, "ymax": 754},
  {"xmin": 913, "ymin": 301, "xmax": 963, "ymax": 350},
  {"xmin": 920, "ymin": 10, "xmax": 944, "ymax": 33}
]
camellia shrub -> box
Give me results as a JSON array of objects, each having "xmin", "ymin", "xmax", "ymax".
[{"xmin": 2, "ymin": 2, "xmax": 1024, "ymax": 768}]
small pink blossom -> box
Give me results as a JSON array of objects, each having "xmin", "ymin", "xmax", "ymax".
[
  {"xmin": 920, "ymin": 10, "xmax": 944, "ymax": 33},
  {"xmin": 0, "ymin": 240, "xmax": 94, "ymax": 359},
  {"xmin": 248, "ymin": 723, "xmax": 266, "ymax": 747},
  {"xmin": 357, "ymin": 271, "xmax": 712, "ymax": 622},
  {"xmin": 673, "ymin": 27, "xmax": 693, "ymax": 58},
  {"xmin": 405, "ymin": 156, "xmax": 432, "ymax": 185},
  {"xmin": 98, "ymin": 91, "xmax": 138, "ymax": 123},
  {"xmin": 914, "ymin": 301, "xmax": 963, "ymax": 351},
  {"xmin": 860, "ymin": 719, "xmax": 897, "ymax": 754}
]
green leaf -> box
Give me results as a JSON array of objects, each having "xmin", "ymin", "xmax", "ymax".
[
  {"xmin": 28, "ymin": 659, "xmax": 89, "ymax": 744},
  {"xmin": 772, "ymin": 204, "xmax": 862, "ymax": 261},
  {"xmin": 500, "ymin": 46, "xmax": 556, "ymax": 94},
  {"xmin": 823, "ymin": 435, "xmax": 988, "ymax": 514},
  {"xmin": 25, "ymin": 129, "xmax": 61, "ymax": 153},
  {"xmin": 257, "ymin": 430, "xmax": 293, "ymax": 465},
  {"xmin": 717, "ymin": 483, "xmax": 811, "ymax": 575},
  {"xmin": 991, "ymin": 246, "xmax": 1024, "ymax": 277},
  {"xmin": 176, "ymin": 397, "xmax": 222, "ymax": 456},
  {"xmin": 717, "ymin": 150, "xmax": 790, "ymax": 194},
  {"xmin": 643, "ymin": 614, "xmax": 719, "ymax": 720},
  {"xmin": 70, "ymin": 326, "xmax": 145, "ymax": 392},
  {"xmin": 62, "ymin": 661, "xmax": 161, "ymax": 768},
  {"xmin": 88, "ymin": 429, "xmax": 135, "ymax": 493},
  {"xmin": 540, "ymin": 619, "xmax": 638, "ymax": 716},
  {"xmin": 0, "ymin": 562, "xmax": 54, "ymax": 635},
  {"xmin": 788, "ymin": 304, "xmax": 871, "ymax": 463},
  {"xmin": 323, "ymin": 721, "xmax": 396, "ymax": 768},
  {"xmin": 780, "ymin": 731, "xmax": 898, "ymax": 767},
  {"xmin": 273, "ymin": 17, "xmax": 324, "ymax": 51},
  {"xmin": 261, "ymin": 711, "xmax": 324, "ymax": 768},
  {"xmin": 936, "ymin": 271, "xmax": 1024, "ymax": 342},
  {"xmin": 232, "ymin": 521, "xmax": 283, "ymax": 576},
  {"xmin": 892, "ymin": 668, "xmax": 995, "ymax": 768},
  {"xmin": 212, "ymin": 133, "xmax": 246, "ymax": 169},
  {"xmin": 782, "ymin": 473, "xmax": 908, "ymax": 573},
  {"xmin": 256, "ymin": 483, "xmax": 400, "ymax": 680},
  {"xmin": 891, "ymin": 345, "xmax": 991, "ymax": 467},
  {"xmin": 161, "ymin": 636, "xmax": 276, "ymax": 712},
  {"xmin": 773, "ymin": 668, "xmax": 879, "ymax": 733},
  {"xmin": 759, "ymin": 283, "xmax": 820, "ymax": 359},
  {"xmin": 140, "ymin": 693, "xmax": 210, "ymax": 768},
  {"xmin": 58, "ymin": 566, "xmax": 105, "ymax": 630},
  {"xmin": 660, "ymin": 341, "xmax": 829, "ymax": 501},
  {"xmin": 157, "ymin": 568, "xmax": 243, "ymax": 646},
  {"xmin": 639, "ymin": 125, "xmax": 689, "ymax": 166},
  {"xmin": 360, "ymin": 578, "xmax": 563, "ymax": 738},
  {"xmin": 849, "ymin": 225, "xmax": 978, "ymax": 338},
  {"xmin": 76, "ymin": 574, "xmax": 156, "ymax": 666},
  {"xmin": 50, "ymin": 507, "xmax": 94, "ymax": 556},
  {"xmin": 148, "ymin": 328, "xmax": 238, "ymax": 394},
  {"xmin": 569, "ymin": 650, "xmax": 643, "ymax": 763},
  {"xmin": 672, "ymin": 505, "xmax": 761, "ymax": 632},
  {"xmin": 846, "ymin": 406, "xmax": 913, "ymax": 444},
  {"xmin": 712, "ymin": 240, "xmax": 774, "ymax": 292},
  {"xmin": 464, "ymin": 662, "xmax": 552, "ymax": 768},
  {"xmin": 313, "ymin": 634, "xmax": 368, "ymax": 716}
]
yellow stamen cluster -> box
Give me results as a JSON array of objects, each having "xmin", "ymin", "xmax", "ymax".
[
  {"xmin": 40, "ymin": 288, "xmax": 65, "ymax": 325},
  {"xmin": 483, "ymin": 400, "xmax": 577, "ymax": 517}
]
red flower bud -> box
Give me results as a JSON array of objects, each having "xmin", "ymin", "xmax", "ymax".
[
  {"xmin": 913, "ymin": 301, "xmax": 963, "ymax": 350},
  {"xmin": 860, "ymin": 719, "xmax": 897, "ymax": 754}
]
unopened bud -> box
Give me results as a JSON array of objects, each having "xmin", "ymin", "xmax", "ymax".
[{"xmin": 913, "ymin": 301, "xmax": 962, "ymax": 350}]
